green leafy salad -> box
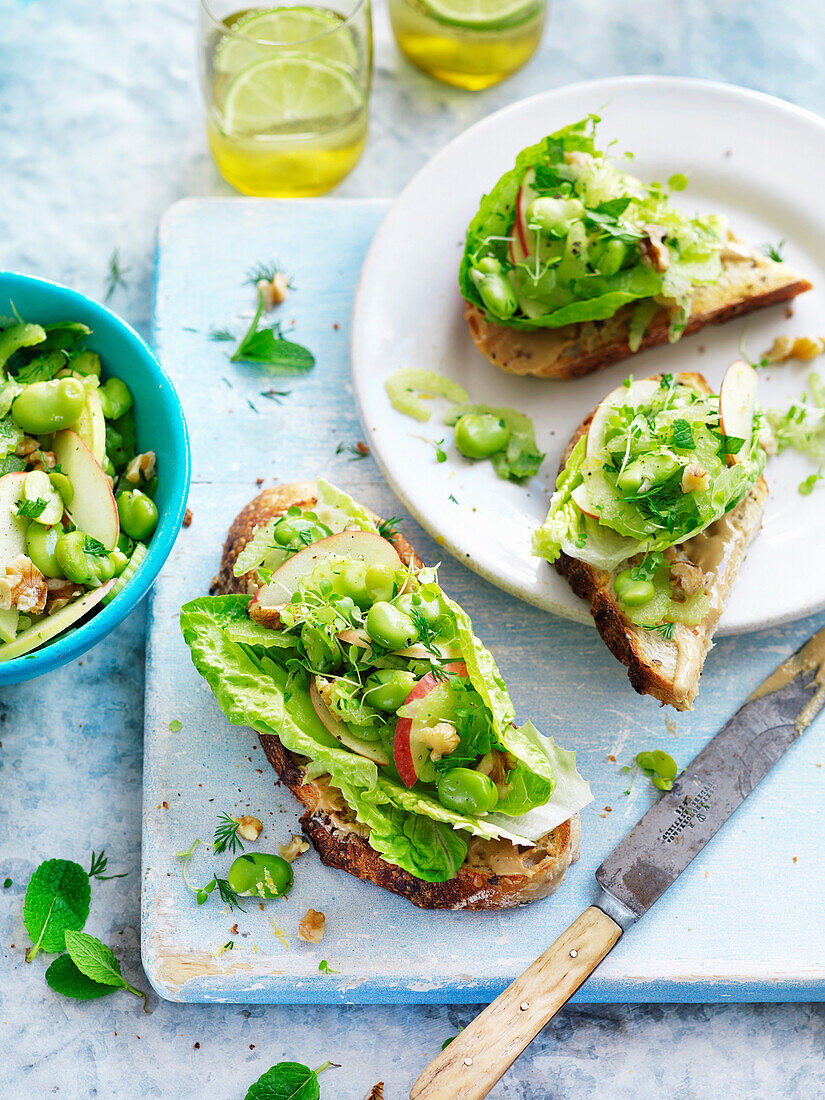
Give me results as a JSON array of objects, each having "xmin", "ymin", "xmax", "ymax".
[
  {"xmin": 181, "ymin": 480, "xmax": 591, "ymax": 884},
  {"xmin": 533, "ymin": 370, "xmax": 766, "ymax": 631},
  {"xmin": 0, "ymin": 314, "xmax": 158, "ymax": 660},
  {"xmin": 459, "ymin": 116, "xmax": 726, "ymax": 343}
]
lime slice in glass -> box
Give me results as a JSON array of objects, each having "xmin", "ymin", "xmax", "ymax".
[
  {"xmin": 221, "ymin": 55, "xmax": 364, "ymax": 135},
  {"xmin": 417, "ymin": 0, "xmax": 537, "ymax": 29},
  {"xmin": 215, "ymin": 6, "xmax": 358, "ymax": 73}
]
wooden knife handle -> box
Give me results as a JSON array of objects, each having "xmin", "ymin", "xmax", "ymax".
[{"xmin": 409, "ymin": 906, "xmax": 622, "ymax": 1100}]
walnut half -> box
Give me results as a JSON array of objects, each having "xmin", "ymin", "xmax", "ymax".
[
  {"xmin": 0, "ymin": 555, "xmax": 48, "ymax": 614},
  {"xmin": 298, "ymin": 908, "xmax": 325, "ymax": 944}
]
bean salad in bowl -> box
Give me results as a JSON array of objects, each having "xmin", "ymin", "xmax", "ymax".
[{"xmin": 0, "ymin": 273, "xmax": 189, "ymax": 681}]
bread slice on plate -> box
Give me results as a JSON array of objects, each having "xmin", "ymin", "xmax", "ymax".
[
  {"xmin": 197, "ymin": 480, "xmax": 587, "ymax": 910},
  {"xmin": 466, "ymin": 241, "xmax": 811, "ymax": 380},
  {"xmin": 539, "ymin": 371, "xmax": 768, "ymax": 710}
]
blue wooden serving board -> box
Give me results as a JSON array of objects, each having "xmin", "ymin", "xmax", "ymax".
[{"xmin": 142, "ymin": 197, "xmax": 825, "ymax": 1004}]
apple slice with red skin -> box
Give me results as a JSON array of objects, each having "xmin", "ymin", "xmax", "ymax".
[
  {"xmin": 719, "ymin": 359, "xmax": 758, "ymax": 462},
  {"xmin": 513, "ymin": 168, "xmax": 540, "ymax": 259},
  {"xmin": 586, "ymin": 377, "xmax": 661, "ymax": 459},
  {"xmin": 394, "ymin": 661, "xmax": 468, "ymax": 789},
  {"xmin": 309, "ymin": 677, "xmax": 390, "ymax": 766},
  {"xmin": 256, "ymin": 530, "xmax": 403, "ymax": 607},
  {"xmin": 52, "ymin": 430, "xmax": 119, "ymax": 550}
]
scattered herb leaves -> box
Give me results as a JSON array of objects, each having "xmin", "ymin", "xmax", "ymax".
[
  {"xmin": 168, "ymin": 719, "xmax": 183, "ymax": 732},
  {"xmin": 213, "ymin": 812, "xmax": 244, "ymax": 856},
  {"xmin": 245, "ymin": 261, "xmax": 292, "ymax": 288},
  {"xmin": 87, "ymin": 851, "xmax": 128, "ymax": 881},
  {"xmin": 210, "ymin": 328, "xmax": 236, "ymax": 343},
  {"xmin": 24, "ymin": 859, "xmax": 91, "ymax": 959},
  {"xmin": 448, "ymin": 494, "xmax": 458, "ymax": 504},
  {"xmin": 245, "ymin": 1061, "xmax": 336, "ymax": 1100},
  {"xmin": 434, "ymin": 438, "xmax": 447, "ymax": 463},
  {"xmin": 260, "ymin": 389, "xmax": 291, "ymax": 404},
  {"xmin": 104, "ymin": 249, "xmax": 130, "ymax": 302},
  {"xmin": 15, "ymin": 497, "xmax": 47, "ymax": 519},
  {"xmin": 799, "ymin": 469, "xmax": 823, "ymax": 496},
  {"xmin": 376, "ymin": 516, "xmax": 401, "ymax": 539},
  {"xmin": 4, "ymin": 877, "xmax": 12, "ymax": 888},
  {"xmin": 84, "ymin": 535, "xmax": 109, "ymax": 557},
  {"xmin": 763, "ymin": 239, "xmax": 786, "ymax": 264},
  {"xmin": 231, "ymin": 289, "xmax": 314, "ymax": 372},
  {"xmin": 45, "ymin": 953, "xmax": 117, "ymax": 1001},
  {"xmin": 335, "ymin": 441, "xmax": 367, "ymax": 461},
  {"xmin": 63, "ymin": 929, "xmax": 145, "ymax": 1002}
]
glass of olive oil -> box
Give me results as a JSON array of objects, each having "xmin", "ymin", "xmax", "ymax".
[
  {"xmin": 388, "ymin": 0, "xmax": 545, "ymax": 89},
  {"xmin": 200, "ymin": 0, "xmax": 372, "ymax": 196}
]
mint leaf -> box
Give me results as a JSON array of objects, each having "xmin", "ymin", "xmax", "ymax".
[
  {"xmin": 24, "ymin": 859, "xmax": 91, "ymax": 959},
  {"xmin": 231, "ymin": 289, "xmax": 314, "ymax": 372},
  {"xmin": 246, "ymin": 1062, "xmax": 334, "ymax": 1100},
  {"xmin": 84, "ymin": 535, "xmax": 109, "ymax": 557},
  {"xmin": 16, "ymin": 497, "xmax": 47, "ymax": 519},
  {"xmin": 45, "ymin": 953, "xmax": 116, "ymax": 1000},
  {"xmin": 64, "ymin": 930, "xmax": 143, "ymax": 998}
]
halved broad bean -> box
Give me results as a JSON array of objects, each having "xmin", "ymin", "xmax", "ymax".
[
  {"xmin": 614, "ymin": 570, "xmax": 655, "ymax": 608},
  {"xmin": 98, "ymin": 377, "xmax": 133, "ymax": 420},
  {"xmin": 227, "ymin": 852, "xmax": 293, "ymax": 899},
  {"xmin": 437, "ymin": 768, "xmax": 499, "ymax": 816},
  {"xmin": 364, "ymin": 668, "xmax": 416, "ymax": 712},
  {"xmin": 11, "ymin": 377, "xmax": 86, "ymax": 435},
  {"xmin": 25, "ymin": 524, "xmax": 63, "ymax": 578},
  {"xmin": 366, "ymin": 601, "xmax": 417, "ymax": 650},
  {"xmin": 454, "ymin": 413, "xmax": 510, "ymax": 460},
  {"xmin": 364, "ymin": 561, "xmax": 395, "ymax": 604}
]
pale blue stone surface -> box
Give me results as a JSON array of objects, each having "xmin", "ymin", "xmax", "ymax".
[{"xmin": 2, "ymin": 0, "xmax": 825, "ymax": 1095}]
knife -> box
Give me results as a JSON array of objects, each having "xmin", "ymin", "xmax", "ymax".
[{"xmin": 410, "ymin": 624, "xmax": 825, "ymax": 1100}]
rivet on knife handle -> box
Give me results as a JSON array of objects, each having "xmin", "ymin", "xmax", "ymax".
[{"xmin": 409, "ymin": 906, "xmax": 622, "ymax": 1100}]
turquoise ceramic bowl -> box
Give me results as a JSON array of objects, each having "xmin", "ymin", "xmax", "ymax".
[{"xmin": 0, "ymin": 272, "xmax": 190, "ymax": 684}]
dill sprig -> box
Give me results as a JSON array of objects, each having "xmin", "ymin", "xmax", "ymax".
[
  {"xmin": 260, "ymin": 389, "xmax": 291, "ymax": 404},
  {"xmin": 245, "ymin": 261, "xmax": 293, "ymax": 287},
  {"xmin": 377, "ymin": 516, "xmax": 402, "ymax": 539},
  {"xmin": 336, "ymin": 441, "xmax": 368, "ymax": 461},
  {"xmin": 215, "ymin": 877, "xmax": 245, "ymax": 912},
  {"xmin": 209, "ymin": 327, "xmax": 235, "ymax": 343},
  {"xmin": 104, "ymin": 249, "xmax": 130, "ymax": 302},
  {"xmin": 87, "ymin": 850, "xmax": 128, "ymax": 881},
  {"xmin": 213, "ymin": 812, "xmax": 244, "ymax": 855}
]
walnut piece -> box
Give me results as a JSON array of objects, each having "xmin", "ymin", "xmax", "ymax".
[
  {"xmin": 298, "ymin": 908, "xmax": 325, "ymax": 944},
  {"xmin": 234, "ymin": 815, "xmax": 262, "ymax": 842},
  {"xmin": 257, "ymin": 273, "xmax": 289, "ymax": 310},
  {"xmin": 640, "ymin": 225, "xmax": 670, "ymax": 272},
  {"xmin": 670, "ymin": 561, "xmax": 705, "ymax": 596},
  {"xmin": 15, "ymin": 436, "xmax": 40, "ymax": 457},
  {"xmin": 415, "ymin": 721, "xmax": 459, "ymax": 762},
  {"xmin": 278, "ymin": 833, "xmax": 310, "ymax": 863},
  {"xmin": 182, "ymin": 508, "xmax": 193, "ymax": 528},
  {"xmin": 681, "ymin": 462, "xmax": 710, "ymax": 494},
  {"xmin": 2, "ymin": 555, "xmax": 47, "ymax": 614},
  {"xmin": 26, "ymin": 449, "xmax": 56, "ymax": 472},
  {"xmin": 45, "ymin": 577, "xmax": 84, "ymax": 615},
  {"xmin": 764, "ymin": 334, "xmax": 795, "ymax": 363},
  {"xmin": 248, "ymin": 602, "xmax": 285, "ymax": 628},
  {"xmin": 124, "ymin": 450, "xmax": 157, "ymax": 485}
]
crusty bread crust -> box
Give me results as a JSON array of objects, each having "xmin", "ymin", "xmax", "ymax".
[
  {"xmin": 551, "ymin": 374, "xmax": 768, "ymax": 709},
  {"xmin": 213, "ymin": 481, "xmax": 580, "ymax": 910},
  {"xmin": 465, "ymin": 245, "xmax": 811, "ymax": 380}
]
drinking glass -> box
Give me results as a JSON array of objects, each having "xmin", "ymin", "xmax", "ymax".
[
  {"xmin": 388, "ymin": 0, "xmax": 546, "ymax": 90},
  {"xmin": 200, "ymin": 0, "xmax": 373, "ymax": 196}
]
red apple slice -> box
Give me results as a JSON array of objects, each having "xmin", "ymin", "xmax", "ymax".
[
  {"xmin": 309, "ymin": 677, "xmax": 390, "ymax": 765},
  {"xmin": 513, "ymin": 168, "xmax": 540, "ymax": 259},
  {"xmin": 719, "ymin": 359, "xmax": 758, "ymax": 461},
  {"xmin": 394, "ymin": 662, "xmax": 467, "ymax": 788},
  {"xmin": 0, "ymin": 580, "xmax": 113, "ymax": 662},
  {"xmin": 585, "ymin": 378, "xmax": 662, "ymax": 458},
  {"xmin": 52, "ymin": 430, "xmax": 119, "ymax": 550},
  {"xmin": 256, "ymin": 530, "xmax": 403, "ymax": 606}
]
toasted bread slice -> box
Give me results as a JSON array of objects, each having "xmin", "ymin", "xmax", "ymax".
[
  {"xmin": 466, "ymin": 240, "xmax": 811, "ymax": 380},
  {"xmin": 553, "ymin": 374, "xmax": 768, "ymax": 710},
  {"xmin": 213, "ymin": 481, "xmax": 581, "ymax": 910}
]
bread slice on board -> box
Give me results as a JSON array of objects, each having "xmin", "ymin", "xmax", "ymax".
[
  {"xmin": 552, "ymin": 375, "xmax": 768, "ymax": 710},
  {"xmin": 213, "ymin": 481, "xmax": 580, "ymax": 910},
  {"xmin": 465, "ymin": 241, "xmax": 811, "ymax": 380}
]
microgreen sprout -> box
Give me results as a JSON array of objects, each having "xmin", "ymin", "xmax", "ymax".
[
  {"xmin": 434, "ymin": 438, "xmax": 447, "ymax": 463},
  {"xmin": 318, "ymin": 959, "xmax": 340, "ymax": 974}
]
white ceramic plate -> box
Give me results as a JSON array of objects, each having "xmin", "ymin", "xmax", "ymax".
[{"xmin": 352, "ymin": 76, "xmax": 825, "ymax": 634}]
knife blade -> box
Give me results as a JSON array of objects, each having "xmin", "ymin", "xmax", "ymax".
[{"xmin": 410, "ymin": 624, "xmax": 825, "ymax": 1100}]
